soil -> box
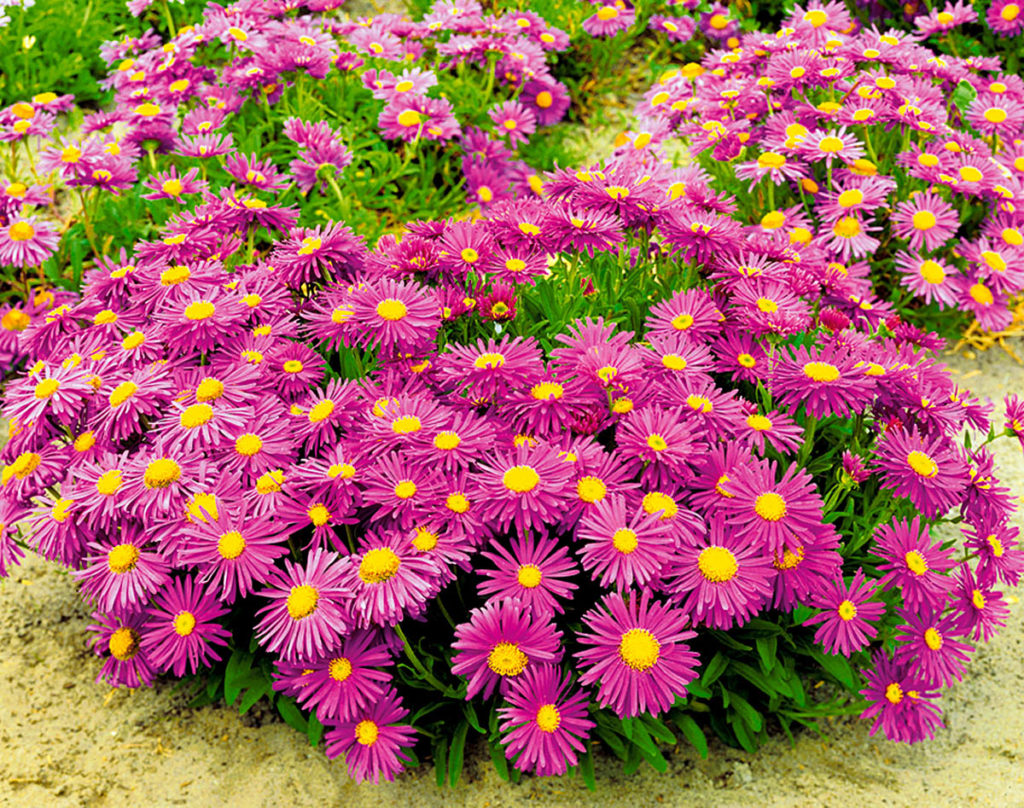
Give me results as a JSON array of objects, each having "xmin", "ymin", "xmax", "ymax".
[{"xmin": 1, "ymin": 351, "xmax": 1022, "ymax": 808}]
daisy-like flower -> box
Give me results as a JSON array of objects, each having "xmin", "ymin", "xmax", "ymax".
[
  {"xmin": 74, "ymin": 525, "xmax": 172, "ymax": 615},
  {"xmin": 0, "ymin": 499, "xmax": 26, "ymax": 577},
  {"xmin": 477, "ymin": 444, "xmax": 572, "ymax": 533},
  {"xmin": 646, "ymin": 288, "xmax": 722, "ymax": 343},
  {"xmin": 583, "ymin": 3, "xmax": 635, "ymax": 36},
  {"xmin": 478, "ymin": 533, "xmax": 578, "ymax": 618},
  {"xmin": 141, "ymin": 166, "xmax": 207, "ymax": 201},
  {"xmin": 771, "ymin": 344, "xmax": 875, "ymax": 419},
  {"xmin": 255, "ymin": 548, "xmax": 354, "ymax": 662},
  {"xmin": 618, "ymin": 406, "xmax": 706, "ymax": 489},
  {"xmin": 88, "ymin": 611, "xmax": 155, "ymax": 688},
  {"xmin": 987, "ymin": 0, "xmax": 1024, "ymax": 36},
  {"xmin": 803, "ymin": 569, "xmax": 886, "ymax": 657},
  {"xmin": 575, "ymin": 591, "xmax": 699, "ymax": 719},
  {"xmin": 576, "ymin": 494, "xmax": 674, "ymax": 592},
  {"xmin": 350, "ymin": 276, "xmax": 439, "ymax": 355},
  {"xmin": 490, "ymin": 100, "xmax": 536, "ymax": 146},
  {"xmin": 719, "ymin": 460, "xmax": 828, "ymax": 557},
  {"xmin": 142, "ymin": 575, "xmax": 230, "ymax": 677},
  {"xmin": 894, "ymin": 610, "xmax": 973, "ymax": 688},
  {"xmin": 665, "ymin": 520, "xmax": 776, "ymax": 630},
  {"xmin": 155, "ymin": 290, "xmax": 246, "ymax": 354},
  {"xmin": 280, "ymin": 630, "xmax": 393, "ymax": 723},
  {"xmin": 436, "ymin": 334, "xmax": 544, "ymax": 401},
  {"xmin": 949, "ymin": 562, "xmax": 1010, "ymax": 642},
  {"xmin": 800, "ymin": 127, "xmax": 865, "ymax": 166},
  {"xmin": 859, "ymin": 649, "xmax": 944, "ymax": 743},
  {"xmin": 343, "ymin": 530, "xmax": 441, "ymax": 628},
  {"xmin": 0, "ymin": 216, "xmax": 60, "ymax": 267},
  {"xmin": 893, "ymin": 251, "xmax": 960, "ymax": 308},
  {"xmin": 324, "ymin": 688, "xmax": 417, "ymax": 784},
  {"xmin": 452, "ymin": 599, "xmax": 562, "ymax": 700},
  {"xmin": 735, "ymin": 150, "xmax": 807, "ymax": 191},
  {"xmin": 874, "ymin": 516, "xmax": 956, "ymax": 613},
  {"xmin": 179, "ymin": 505, "xmax": 290, "ymax": 604},
  {"xmin": 893, "ymin": 192, "xmax": 958, "ymax": 252},
  {"xmin": 737, "ymin": 408, "xmax": 805, "ymax": 454},
  {"xmin": 874, "ymin": 427, "xmax": 967, "ymax": 517},
  {"xmin": 497, "ymin": 665, "xmax": 594, "ymax": 777},
  {"xmin": 963, "ymin": 521, "xmax": 1024, "ymax": 587}
]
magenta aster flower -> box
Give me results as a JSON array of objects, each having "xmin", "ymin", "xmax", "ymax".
[
  {"xmin": 451, "ymin": 598, "xmax": 562, "ymax": 700},
  {"xmin": 490, "ymin": 100, "xmax": 536, "ymax": 146},
  {"xmin": 576, "ymin": 494, "xmax": 674, "ymax": 592},
  {"xmin": 874, "ymin": 427, "xmax": 967, "ymax": 517},
  {"xmin": 0, "ymin": 216, "xmax": 60, "ymax": 267},
  {"xmin": 617, "ymin": 405, "xmax": 707, "ymax": 488},
  {"xmin": 964, "ymin": 520, "xmax": 1024, "ymax": 587},
  {"xmin": 665, "ymin": 520, "xmax": 776, "ymax": 630},
  {"xmin": 859, "ymin": 649, "xmax": 944, "ymax": 743},
  {"xmin": 350, "ymin": 276, "xmax": 439, "ymax": 355},
  {"xmin": 894, "ymin": 610, "xmax": 973, "ymax": 688},
  {"xmin": 343, "ymin": 530, "xmax": 441, "ymax": 628},
  {"xmin": 280, "ymin": 629, "xmax": 393, "ymax": 723},
  {"xmin": 737, "ymin": 408, "xmax": 804, "ymax": 454},
  {"xmin": 893, "ymin": 251, "xmax": 959, "ymax": 308},
  {"xmin": 436, "ymin": 334, "xmax": 544, "ymax": 401},
  {"xmin": 497, "ymin": 665, "xmax": 594, "ymax": 777},
  {"xmin": 771, "ymin": 344, "xmax": 875, "ymax": 419},
  {"xmin": 478, "ymin": 533, "xmax": 578, "ymax": 618},
  {"xmin": 255, "ymin": 548, "xmax": 354, "ymax": 662},
  {"xmin": 949, "ymin": 562, "xmax": 1010, "ymax": 642},
  {"xmin": 477, "ymin": 443, "xmax": 572, "ymax": 534},
  {"xmin": 88, "ymin": 611, "xmax": 155, "ymax": 688},
  {"xmin": 74, "ymin": 526, "xmax": 172, "ymax": 615},
  {"xmin": 582, "ymin": 3, "xmax": 635, "ymax": 36},
  {"xmin": 718, "ymin": 460, "xmax": 828, "ymax": 557},
  {"xmin": 179, "ymin": 504, "xmax": 290, "ymax": 605},
  {"xmin": 142, "ymin": 575, "xmax": 230, "ymax": 677},
  {"xmin": 874, "ymin": 516, "xmax": 956, "ymax": 613},
  {"xmin": 803, "ymin": 568, "xmax": 886, "ymax": 657},
  {"xmin": 324, "ymin": 688, "xmax": 416, "ymax": 784},
  {"xmin": 141, "ymin": 166, "xmax": 207, "ymax": 201},
  {"xmin": 575, "ymin": 591, "xmax": 699, "ymax": 719},
  {"xmin": 987, "ymin": 0, "xmax": 1024, "ymax": 35},
  {"xmin": 893, "ymin": 192, "xmax": 959, "ymax": 252}
]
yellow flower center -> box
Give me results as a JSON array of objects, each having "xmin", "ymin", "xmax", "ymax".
[
  {"xmin": 218, "ymin": 531, "xmax": 246, "ymax": 559},
  {"xmin": 757, "ymin": 297, "xmax": 779, "ymax": 313},
  {"xmin": 758, "ymin": 151, "xmax": 786, "ymax": 169},
  {"xmin": 697, "ymin": 546, "xmax": 739, "ymax": 582},
  {"xmin": 576, "ymin": 476, "xmax": 607, "ymax": 503},
  {"xmin": 8, "ymin": 222, "xmax": 35, "ymax": 241},
  {"xmin": 905, "ymin": 550, "xmax": 928, "ymax": 575},
  {"xmin": 535, "ymin": 704, "xmax": 561, "ymax": 733},
  {"xmin": 747, "ymin": 414, "xmax": 773, "ymax": 431},
  {"xmin": 330, "ymin": 657, "xmax": 353, "ymax": 682},
  {"xmin": 194, "ymin": 377, "xmax": 223, "ymax": 402},
  {"xmin": 307, "ymin": 504, "xmax": 330, "ymax": 527},
  {"xmin": 33, "ymin": 378, "xmax": 60, "ymax": 399},
  {"xmin": 923, "ymin": 627, "xmax": 943, "ymax": 651},
  {"xmin": 107, "ymin": 543, "xmax": 140, "ymax": 574},
  {"xmin": 109, "ymin": 627, "xmax": 139, "ymax": 661},
  {"xmin": 354, "ymin": 719, "xmax": 379, "ymax": 745},
  {"xmin": 646, "ymin": 434, "xmax": 668, "ymax": 452},
  {"xmin": 308, "ymin": 400, "xmax": 335, "ymax": 423},
  {"xmin": 503, "ymin": 465, "xmax": 540, "ymax": 493},
  {"xmin": 359, "ymin": 547, "xmax": 402, "ymax": 583},
  {"xmin": 376, "ymin": 298, "xmax": 408, "ymax": 321},
  {"xmin": 906, "ymin": 450, "xmax": 938, "ymax": 478},
  {"xmin": 671, "ymin": 313, "xmax": 694, "ymax": 330},
  {"xmin": 1002, "ymin": 2, "xmax": 1020, "ymax": 21},
  {"xmin": 394, "ymin": 480, "xmax": 418, "ymax": 499},
  {"xmin": 144, "ymin": 458, "xmax": 181, "ymax": 488},
  {"xmin": 162, "ymin": 178, "xmax": 184, "ymax": 196},
  {"xmin": 612, "ymin": 528, "xmax": 638, "ymax": 554},
  {"xmin": 74, "ymin": 432, "xmax": 96, "ymax": 452},
  {"xmin": 969, "ymin": 282, "xmax": 994, "ymax": 306},
  {"xmin": 832, "ymin": 216, "xmax": 861, "ymax": 238},
  {"xmin": 109, "ymin": 381, "xmax": 139, "ymax": 408},
  {"xmin": 185, "ymin": 301, "xmax": 215, "ymax": 321},
  {"xmin": 837, "ymin": 599, "xmax": 857, "ymax": 621},
  {"xmin": 618, "ymin": 628, "xmax": 660, "ymax": 671},
  {"xmin": 173, "ymin": 611, "xmax": 197, "ymax": 636},
  {"xmin": 473, "ymin": 352, "xmax": 505, "ymax": 370},
  {"xmin": 487, "ymin": 641, "xmax": 528, "ymax": 676},
  {"xmin": 96, "ymin": 469, "xmax": 123, "ymax": 496},
  {"xmin": 754, "ymin": 492, "xmax": 787, "ymax": 521},
  {"xmin": 235, "ymin": 433, "xmax": 263, "ymax": 456},
  {"xmin": 885, "ymin": 683, "xmax": 903, "ymax": 704},
  {"xmin": 981, "ymin": 250, "xmax": 1007, "ymax": 272},
  {"xmin": 397, "ymin": 109, "xmax": 421, "ymax": 128},
  {"xmin": 803, "ymin": 361, "xmax": 840, "ymax": 382},
  {"xmin": 838, "ymin": 189, "xmax": 864, "ymax": 208},
  {"xmin": 761, "ymin": 210, "xmax": 786, "ymax": 229},
  {"xmin": 531, "ymin": 382, "xmax": 563, "ymax": 400},
  {"xmin": 412, "ymin": 527, "xmax": 438, "ymax": 551},
  {"xmin": 286, "ymin": 585, "xmax": 319, "ymax": 619},
  {"xmin": 972, "ymin": 589, "xmax": 986, "ymax": 609},
  {"xmin": 959, "ymin": 166, "xmax": 983, "ymax": 183},
  {"xmin": 642, "ymin": 491, "xmax": 678, "ymax": 519},
  {"xmin": 446, "ymin": 493, "xmax": 471, "ymax": 513},
  {"xmin": 392, "ymin": 415, "xmax": 421, "ymax": 435},
  {"xmin": 180, "ymin": 403, "xmax": 213, "ymax": 428},
  {"xmin": 433, "ymin": 431, "xmax": 461, "ymax": 451},
  {"xmin": 517, "ymin": 564, "xmax": 542, "ymax": 588},
  {"xmin": 738, "ymin": 353, "xmax": 756, "ymax": 368},
  {"xmin": 818, "ymin": 135, "xmax": 844, "ymax": 153},
  {"xmin": 661, "ymin": 354, "xmax": 687, "ymax": 371},
  {"xmin": 256, "ymin": 469, "xmax": 285, "ymax": 494},
  {"xmin": 912, "ymin": 210, "xmax": 937, "ymax": 231}
]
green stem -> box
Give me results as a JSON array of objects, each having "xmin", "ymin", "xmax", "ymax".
[
  {"xmin": 394, "ymin": 623, "xmax": 456, "ymax": 696},
  {"xmin": 159, "ymin": 0, "xmax": 177, "ymax": 38},
  {"xmin": 797, "ymin": 414, "xmax": 819, "ymax": 467}
]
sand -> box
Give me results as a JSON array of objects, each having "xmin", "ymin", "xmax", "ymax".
[{"xmin": 1, "ymin": 347, "xmax": 1023, "ymax": 808}]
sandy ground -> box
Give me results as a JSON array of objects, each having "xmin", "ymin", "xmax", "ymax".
[{"xmin": 1, "ymin": 347, "xmax": 1023, "ymax": 808}]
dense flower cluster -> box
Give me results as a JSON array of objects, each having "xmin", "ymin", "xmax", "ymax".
[
  {"xmin": 2, "ymin": 0, "xmax": 1024, "ymax": 789},
  {"xmin": 630, "ymin": 1, "xmax": 1024, "ymax": 335}
]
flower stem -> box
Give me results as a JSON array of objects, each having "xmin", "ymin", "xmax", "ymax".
[{"xmin": 394, "ymin": 623, "xmax": 456, "ymax": 696}]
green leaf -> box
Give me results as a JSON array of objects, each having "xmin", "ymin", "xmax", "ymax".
[
  {"xmin": 729, "ymin": 692, "xmax": 763, "ymax": 732},
  {"xmin": 224, "ymin": 650, "xmax": 254, "ymax": 706},
  {"xmin": 702, "ymin": 652, "xmax": 729, "ymax": 688},
  {"xmin": 952, "ymin": 79, "xmax": 977, "ymax": 115},
  {"xmin": 433, "ymin": 737, "xmax": 448, "ymax": 788},
  {"xmin": 672, "ymin": 714, "xmax": 708, "ymax": 759},
  {"xmin": 238, "ymin": 673, "xmax": 272, "ymax": 714},
  {"xmin": 640, "ymin": 714, "xmax": 677, "ymax": 746},
  {"xmin": 595, "ymin": 718, "xmax": 627, "ymax": 761},
  {"xmin": 463, "ymin": 703, "xmax": 485, "ymax": 734},
  {"xmin": 276, "ymin": 697, "xmax": 308, "ymax": 735},
  {"xmin": 730, "ymin": 715, "xmax": 758, "ymax": 753},
  {"xmin": 731, "ymin": 661, "xmax": 778, "ymax": 696},
  {"xmin": 447, "ymin": 720, "xmax": 469, "ymax": 787},
  {"xmin": 809, "ymin": 647, "xmax": 857, "ymax": 689},
  {"xmin": 756, "ymin": 636, "xmax": 778, "ymax": 673},
  {"xmin": 308, "ymin": 712, "xmax": 324, "ymax": 747},
  {"xmin": 579, "ymin": 746, "xmax": 597, "ymax": 791},
  {"xmin": 489, "ymin": 740, "xmax": 510, "ymax": 781}
]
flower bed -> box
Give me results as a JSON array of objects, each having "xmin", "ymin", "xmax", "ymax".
[{"xmin": 2, "ymin": 0, "xmax": 1024, "ymax": 791}]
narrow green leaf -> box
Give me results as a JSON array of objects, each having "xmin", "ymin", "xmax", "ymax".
[
  {"xmin": 672, "ymin": 714, "xmax": 708, "ymax": 759},
  {"xmin": 276, "ymin": 697, "xmax": 308, "ymax": 735},
  {"xmin": 463, "ymin": 703, "xmax": 484, "ymax": 734},
  {"xmin": 433, "ymin": 738, "xmax": 448, "ymax": 788},
  {"xmin": 756, "ymin": 636, "xmax": 777, "ymax": 673},
  {"xmin": 580, "ymin": 746, "xmax": 597, "ymax": 791},
  {"xmin": 238, "ymin": 675, "xmax": 271, "ymax": 714},
  {"xmin": 490, "ymin": 740, "xmax": 510, "ymax": 781},
  {"xmin": 447, "ymin": 721, "xmax": 468, "ymax": 787},
  {"xmin": 702, "ymin": 652, "xmax": 729, "ymax": 688},
  {"xmin": 730, "ymin": 716, "xmax": 758, "ymax": 753},
  {"xmin": 308, "ymin": 712, "xmax": 324, "ymax": 747},
  {"xmin": 224, "ymin": 650, "xmax": 254, "ymax": 706},
  {"xmin": 640, "ymin": 714, "xmax": 677, "ymax": 746},
  {"xmin": 729, "ymin": 692, "xmax": 763, "ymax": 732}
]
